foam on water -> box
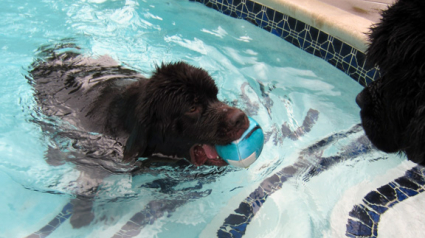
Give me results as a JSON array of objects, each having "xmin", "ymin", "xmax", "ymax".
[{"xmin": 0, "ymin": 0, "xmax": 405, "ymax": 237}]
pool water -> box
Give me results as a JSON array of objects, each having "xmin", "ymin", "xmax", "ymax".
[{"xmin": 0, "ymin": 0, "xmax": 410, "ymax": 238}]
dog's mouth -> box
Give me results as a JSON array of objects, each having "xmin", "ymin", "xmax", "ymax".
[{"xmin": 190, "ymin": 144, "xmax": 228, "ymax": 167}]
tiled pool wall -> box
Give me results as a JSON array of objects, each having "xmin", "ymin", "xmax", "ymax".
[{"xmin": 189, "ymin": 0, "xmax": 380, "ymax": 87}]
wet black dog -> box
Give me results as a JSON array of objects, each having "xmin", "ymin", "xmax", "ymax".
[
  {"xmin": 29, "ymin": 45, "xmax": 249, "ymax": 168},
  {"xmin": 356, "ymin": 0, "xmax": 425, "ymax": 164}
]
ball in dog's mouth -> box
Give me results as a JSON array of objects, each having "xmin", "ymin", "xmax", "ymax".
[
  {"xmin": 190, "ymin": 115, "xmax": 250, "ymax": 167},
  {"xmin": 190, "ymin": 144, "xmax": 228, "ymax": 166}
]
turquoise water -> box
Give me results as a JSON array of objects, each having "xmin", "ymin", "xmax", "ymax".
[{"xmin": 0, "ymin": 0, "xmax": 403, "ymax": 237}]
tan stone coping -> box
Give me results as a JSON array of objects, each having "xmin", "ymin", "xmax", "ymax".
[{"xmin": 255, "ymin": 0, "xmax": 376, "ymax": 52}]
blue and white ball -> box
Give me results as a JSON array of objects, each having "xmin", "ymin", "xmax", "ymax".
[{"xmin": 215, "ymin": 117, "xmax": 264, "ymax": 168}]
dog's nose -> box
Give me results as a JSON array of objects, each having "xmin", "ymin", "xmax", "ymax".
[
  {"xmin": 355, "ymin": 92, "xmax": 364, "ymax": 108},
  {"xmin": 356, "ymin": 89, "xmax": 369, "ymax": 109},
  {"xmin": 229, "ymin": 109, "xmax": 248, "ymax": 128}
]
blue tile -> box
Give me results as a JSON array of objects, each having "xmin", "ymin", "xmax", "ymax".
[
  {"xmin": 38, "ymin": 225, "xmax": 56, "ymax": 235},
  {"xmin": 367, "ymin": 68, "xmax": 379, "ymax": 80},
  {"xmin": 217, "ymin": 230, "xmax": 232, "ymax": 238},
  {"xmin": 350, "ymin": 55, "xmax": 359, "ymax": 68},
  {"xmin": 317, "ymin": 31, "xmax": 328, "ymax": 44},
  {"xmin": 309, "ymin": 27, "xmax": 319, "ymax": 42},
  {"xmin": 303, "ymin": 40, "xmax": 312, "ymax": 51},
  {"xmin": 347, "ymin": 65, "xmax": 357, "ymax": 75},
  {"xmin": 48, "ymin": 217, "xmax": 62, "ymax": 228},
  {"xmin": 274, "ymin": 11, "xmax": 284, "ymax": 26},
  {"xmin": 295, "ymin": 21, "xmax": 305, "ymax": 33},
  {"xmin": 233, "ymin": 0, "xmax": 242, "ymax": 6},
  {"xmin": 265, "ymin": 8, "xmax": 275, "ymax": 22},
  {"xmin": 245, "ymin": 1, "xmax": 254, "ymax": 13},
  {"xmin": 344, "ymin": 54, "xmax": 353, "ymax": 64},
  {"xmin": 399, "ymin": 186, "xmax": 419, "ymax": 197},
  {"xmin": 230, "ymin": 11, "xmax": 238, "ymax": 18},
  {"xmin": 346, "ymin": 219, "xmax": 372, "ymax": 236},
  {"xmin": 224, "ymin": 214, "xmax": 247, "ymax": 226},
  {"xmin": 287, "ymin": 17, "xmax": 297, "ymax": 31},
  {"xmin": 405, "ymin": 167, "xmax": 425, "ymax": 185},
  {"xmin": 348, "ymin": 205, "xmax": 373, "ymax": 227},
  {"xmin": 364, "ymin": 77, "xmax": 374, "ymax": 86},
  {"xmin": 304, "ymin": 29, "xmax": 313, "ymax": 43},
  {"xmin": 305, "ymin": 45, "xmax": 315, "ymax": 55},
  {"xmin": 327, "ymin": 42, "xmax": 336, "ymax": 56},
  {"xmin": 395, "ymin": 177, "xmax": 420, "ymax": 190},
  {"xmin": 222, "ymin": 6, "xmax": 232, "ymax": 15},
  {"xmin": 356, "ymin": 51, "xmax": 366, "ymax": 66},
  {"xmin": 325, "ymin": 52, "xmax": 334, "ymax": 61},
  {"xmin": 313, "ymin": 48, "xmax": 323, "ymax": 58},
  {"xmin": 230, "ymin": 229, "xmax": 243, "ymax": 238},
  {"xmin": 368, "ymin": 210, "xmax": 380, "ymax": 223},
  {"xmin": 367, "ymin": 204, "xmax": 388, "ymax": 214},
  {"xmin": 395, "ymin": 188, "xmax": 409, "ymax": 201},
  {"xmin": 341, "ymin": 43, "xmax": 352, "ymax": 57},
  {"xmin": 271, "ymin": 28, "xmax": 283, "ymax": 38},
  {"xmin": 212, "ymin": 3, "xmax": 222, "ymax": 12},
  {"xmin": 342, "ymin": 62, "xmax": 351, "ymax": 72}
]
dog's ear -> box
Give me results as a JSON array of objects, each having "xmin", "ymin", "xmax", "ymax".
[{"xmin": 123, "ymin": 123, "xmax": 148, "ymax": 163}]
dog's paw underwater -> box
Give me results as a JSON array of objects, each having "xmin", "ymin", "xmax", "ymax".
[{"xmin": 28, "ymin": 43, "xmax": 254, "ymax": 169}]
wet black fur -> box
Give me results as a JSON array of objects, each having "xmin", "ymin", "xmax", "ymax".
[
  {"xmin": 356, "ymin": 0, "xmax": 425, "ymax": 164},
  {"xmin": 29, "ymin": 45, "xmax": 244, "ymax": 166}
]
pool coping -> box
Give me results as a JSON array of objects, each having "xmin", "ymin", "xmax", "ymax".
[
  {"xmin": 256, "ymin": 0, "xmax": 373, "ymax": 53},
  {"xmin": 189, "ymin": 0, "xmax": 382, "ymax": 86}
]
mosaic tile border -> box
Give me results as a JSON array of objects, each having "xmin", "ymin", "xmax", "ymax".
[
  {"xmin": 346, "ymin": 166, "xmax": 425, "ymax": 238},
  {"xmin": 188, "ymin": 0, "xmax": 380, "ymax": 86},
  {"xmin": 217, "ymin": 125, "xmax": 370, "ymax": 238},
  {"xmin": 26, "ymin": 203, "xmax": 73, "ymax": 238}
]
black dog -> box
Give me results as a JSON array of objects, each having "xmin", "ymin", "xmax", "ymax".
[
  {"xmin": 29, "ymin": 44, "xmax": 249, "ymax": 168},
  {"xmin": 356, "ymin": 0, "xmax": 425, "ymax": 164}
]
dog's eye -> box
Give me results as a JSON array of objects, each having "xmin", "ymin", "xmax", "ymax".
[
  {"xmin": 185, "ymin": 105, "xmax": 201, "ymax": 120},
  {"xmin": 187, "ymin": 105, "xmax": 202, "ymax": 115}
]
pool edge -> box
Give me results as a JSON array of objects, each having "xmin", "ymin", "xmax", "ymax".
[
  {"xmin": 189, "ymin": 0, "xmax": 382, "ymax": 86},
  {"xmin": 255, "ymin": 0, "xmax": 373, "ymax": 53}
]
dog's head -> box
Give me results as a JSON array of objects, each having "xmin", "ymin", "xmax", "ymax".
[
  {"xmin": 123, "ymin": 62, "xmax": 249, "ymax": 166},
  {"xmin": 356, "ymin": 0, "xmax": 425, "ymax": 164}
]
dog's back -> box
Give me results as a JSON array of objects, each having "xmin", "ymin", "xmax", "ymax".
[{"xmin": 29, "ymin": 51, "xmax": 146, "ymax": 138}]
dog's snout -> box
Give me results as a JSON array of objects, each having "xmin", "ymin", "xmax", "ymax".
[
  {"xmin": 356, "ymin": 89, "xmax": 370, "ymax": 109},
  {"xmin": 355, "ymin": 93, "xmax": 363, "ymax": 108},
  {"xmin": 228, "ymin": 109, "xmax": 248, "ymax": 128}
]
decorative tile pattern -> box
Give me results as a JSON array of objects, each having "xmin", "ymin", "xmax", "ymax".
[
  {"xmin": 112, "ymin": 189, "xmax": 212, "ymax": 238},
  {"xmin": 217, "ymin": 125, "xmax": 372, "ymax": 237},
  {"xmin": 26, "ymin": 203, "xmax": 74, "ymax": 238},
  {"xmin": 218, "ymin": 174, "xmax": 284, "ymax": 238},
  {"xmin": 346, "ymin": 166, "xmax": 425, "ymax": 238},
  {"xmin": 189, "ymin": 0, "xmax": 380, "ymax": 86},
  {"xmin": 112, "ymin": 199, "xmax": 187, "ymax": 238}
]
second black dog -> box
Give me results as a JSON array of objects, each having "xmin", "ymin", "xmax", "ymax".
[{"xmin": 356, "ymin": 0, "xmax": 425, "ymax": 164}]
